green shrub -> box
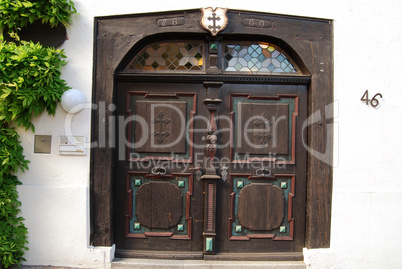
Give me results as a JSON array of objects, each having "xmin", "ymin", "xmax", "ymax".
[
  {"xmin": 0, "ymin": 38, "xmax": 70, "ymax": 269},
  {"xmin": 0, "ymin": 170, "xmax": 28, "ymax": 268},
  {"xmin": 0, "ymin": 0, "xmax": 76, "ymax": 266},
  {"xmin": 0, "ymin": 127, "xmax": 29, "ymax": 268},
  {"xmin": 0, "ymin": 39, "xmax": 69, "ymax": 131},
  {"xmin": 0, "ymin": 0, "xmax": 77, "ymax": 32}
]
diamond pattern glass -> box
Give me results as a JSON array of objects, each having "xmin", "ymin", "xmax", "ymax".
[
  {"xmin": 223, "ymin": 42, "xmax": 298, "ymax": 74},
  {"xmin": 126, "ymin": 41, "xmax": 205, "ymax": 72}
]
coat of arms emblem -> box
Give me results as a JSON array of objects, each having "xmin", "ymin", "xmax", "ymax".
[{"xmin": 200, "ymin": 7, "xmax": 228, "ymax": 36}]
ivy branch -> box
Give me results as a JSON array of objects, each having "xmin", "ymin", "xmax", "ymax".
[{"xmin": 0, "ymin": 1, "xmax": 76, "ymax": 267}]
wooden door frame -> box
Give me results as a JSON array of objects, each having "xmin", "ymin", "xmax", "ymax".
[{"xmin": 90, "ymin": 8, "xmax": 333, "ymax": 249}]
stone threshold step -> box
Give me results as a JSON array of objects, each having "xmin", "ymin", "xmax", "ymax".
[{"xmin": 111, "ymin": 258, "xmax": 306, "ymax": 269}]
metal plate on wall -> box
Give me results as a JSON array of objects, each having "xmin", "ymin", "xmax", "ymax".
[{"xmin": 34, "ymin": 135, "xmax": 52, "ymax": 154}]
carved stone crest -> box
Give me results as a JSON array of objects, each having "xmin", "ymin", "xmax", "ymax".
[{"xmin": 200, "ymin": 7, "xmax": 228, "ymax": 36}]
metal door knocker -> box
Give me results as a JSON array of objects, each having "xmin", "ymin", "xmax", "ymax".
[
  {"xmin": 256, "ymin": 166, "xmax": 271, "ymax": 177},
  {"xmin": 151, "ymin": 166, "xmax": 167, "ymax": 176},
  {"xmin": 221, "ymin": 164, "xmax": 228, "ymax": 181}
]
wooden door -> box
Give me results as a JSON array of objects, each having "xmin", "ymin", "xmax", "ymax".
[
  {"xmin": 114, "ymin": 80, "xmax": 307, "ymax": 259},
  {"xmin": 114, "ymin": 82, "xmax": 207, "ymax": 258},
  {"xmin": 211, "ymin": 83, "xmax": 307, "ymax": 259}
]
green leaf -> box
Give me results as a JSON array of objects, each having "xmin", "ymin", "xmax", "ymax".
[
  {"xmin": 1, "ymin": 88, "xmax": 12, "ymax": 99},
  {"xmin": 22, "ymin": 2, "xmax": 34, "ymax": 8},
  {"xmin": 2, "ymin": 157, "xmax": 10, "ymax": 166}
]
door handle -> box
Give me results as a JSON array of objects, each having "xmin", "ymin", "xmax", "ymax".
[
  {"xmin": 256, "ymin": 166, "xmax": 272, "ymax": 177},
  {"xmin": 189, "ymin": 167, "xmax": 203, "ymax": 181},
  {"xmin": 151, "ymin": 166, "xmax": 167, "ymax": 176},
  {"xmin": 220, "ymin": 164, "xmax": 228, "ymax": 181}
]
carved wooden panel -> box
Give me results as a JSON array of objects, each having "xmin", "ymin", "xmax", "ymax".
[
  {"xmin": 237, "ymin": 103, "xmax": 289, "ymax": 155},
  {"xmin": 135, "ymin": 100, "xmax": 186, "ymax": 153},
  {"xmin": 229, "ymin": 174, "xmax": 295, "ymax": 241},
  {"xmin": 238, "ymin": 183, "xmax": 284, "ymax": 231},
  {"xmin": 126, "ymin": 172, "xmax": 193, "ymax": 239},
  {"xmin": 136, "ymin": 182, "xmax": 183, "ymax": 229},
  {"xmin": 230, "ymin": 94, "xmax": 298, "ymax": 164},
  {"xmin": 127, "ymin": 92, "xmax": 196, "ymax": 163}
]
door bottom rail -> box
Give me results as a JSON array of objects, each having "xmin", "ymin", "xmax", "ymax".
[{"xmin": 115, "ymin": 249, "xmax": 303, "ymax": 261}]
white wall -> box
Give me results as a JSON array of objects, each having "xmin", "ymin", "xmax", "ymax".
[{"xmin": 16, "ymin": 0, "xmax": 402, "ymax": 268}]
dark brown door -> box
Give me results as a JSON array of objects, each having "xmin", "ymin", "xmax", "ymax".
[
  {"xmin": 114, "ymin": 82, "xmax": 207, "ymax": 258},
  {"xmin": 212, "ymin": 83, "xmax": 307, "ymax": 258},
  {"xmin": 114, "ymin": 80, "xmax": 307, "ymax": 259}
]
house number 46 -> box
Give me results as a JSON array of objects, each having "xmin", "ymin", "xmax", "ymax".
[{"xmin": 361, "ymin": 90, "xmax": 382, "ymax": 108}]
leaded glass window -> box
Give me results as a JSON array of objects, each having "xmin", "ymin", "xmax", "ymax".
[
  {"xmin": 223, "ymin": 42, "xmax": 298, "ymax": 74},
  {"xmin": 126, "ymin": 41, "xmax": 205, "ymax": 72},
  {"xmin": 124, "ymin": 40, "xmax": 300, "ymax": 75}
]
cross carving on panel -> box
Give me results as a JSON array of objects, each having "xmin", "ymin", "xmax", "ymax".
[
  {"xmin": 153, "ymin": 111, "xmax": 171, "ymax": 143},
  {"xmin": 253, "ymin": 114, "xmax": 273, "ymax": 145}
]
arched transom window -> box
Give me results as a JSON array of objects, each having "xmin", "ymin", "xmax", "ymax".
[
  {"xmin": 126, "ymin": 41, "xmax": 205, "ymax": 72},
  {"xmin": 223, "ymin": 42, "xmax": 297, "ymax": 73},
  {"xmin": 124, "ymin": 40, "xmax": 299, "ymax": 74}
]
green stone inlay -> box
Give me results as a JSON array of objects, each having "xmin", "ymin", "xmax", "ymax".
[
  {"xmin": 210, "ymin": 42, "xmax": 218, "ymax": 50},
  {"xmin": 134, "ymin": 223, "xmax": 141, "ymax": 230},
  {"xmin": 237, "ymin": 181, "xmax": 244, "ymax": 188},
  {"xmin": 134, "ymin": 179, "xmax": 142, "ymax": 186},
  {"xmin": 235, "ymin": 225, "xmax": 242, "ymax": 233},
  {"xmin": 178, "ymin": 181, "xmax": 185, "ymax": 188},
  {"xmin": 177, "ymin": 224, "xmax": 184, "ymax": 231},
  {"xmin": 206, "ymin": 238, "xmax": 213, "ymax": 252},
  {"xmin": 279, "ymin": 226, "xmax": 287, "ymax": 233},
  {"xmin": 281, "ymin": 182, "xmax": 287, "ymax": 189}
]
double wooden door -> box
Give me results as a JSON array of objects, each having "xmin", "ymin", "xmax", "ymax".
[{"xmin": 114, "ymin": 80, "xmax": 307, "ymax": 259}]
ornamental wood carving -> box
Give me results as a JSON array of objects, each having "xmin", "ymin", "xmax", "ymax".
[
  {"xmin": 136, "ymin": 182, "xmax": 183, "ymax": 229},
  {"xmin": 238, "ymin": 183, "xmax": 284, "ymax": 231},
  {"xmin": 135, "ymin": 100, "xmax": 187, "ymax": 153},
  {"xmin": 237, "ymin": 102, "xmax": 289, "ymax": 155}
]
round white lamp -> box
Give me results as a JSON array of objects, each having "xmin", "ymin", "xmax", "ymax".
[{"xmin": 60, "ymin": 88, "xmax": 86, "ymax": 113}]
